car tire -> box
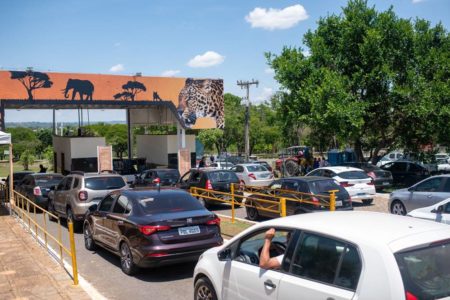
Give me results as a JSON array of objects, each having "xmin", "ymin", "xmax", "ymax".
[
  {"xmin": 47, "ymin": 200, "xmax": 58, "ymax": 222},
  {"xmin": 120, "ymin": 242, "xmax": 139, "ymax": 276},
  {"xmin": 390, "ymin": 201, "xmax": 406, "ymax": 215},
  {"xmin": 83, "ymin": 222, "xmax": 96, "ymax": 251},
  {"xmin": 246, "ymin": 204, "xmax": 260, "ymax": 221},
  {"xmin": 362, "ymin": 199, "xmax": 373, "ymax": 205},
  {"xmin": 67, "ymin": 208, "xmax": 81, "ymax": 233},
  {"xmin": 194, "ymin": 277, "xmax": 217, "ymax": 300}
]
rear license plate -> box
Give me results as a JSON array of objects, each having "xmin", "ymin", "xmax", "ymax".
[
  {"xmin": 178, "ymin": 226, "xmax": 200, "ymax": 236},
  {"xmin": 357, "ymin": 193, "xmax": 366, "ymax": 196},
  {"xmin": 335, "ymin": 200, "xmax": 343, "ymax": 207}
]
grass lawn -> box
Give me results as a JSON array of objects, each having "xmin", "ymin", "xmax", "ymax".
[
  {"xmin": 219, "ymin": 215, "xmax": 254, "ymax": 239},
  {"xmin": 0, "ymin": 161, "xmax": 52, "ymax": 178}
]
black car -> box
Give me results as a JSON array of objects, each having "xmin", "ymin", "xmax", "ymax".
[
  {"xmin": 3, "ymin": 171, "xmax": 34, "ymax": 189},
  {"xmin": 339, "ymin": 162, "xmax": 393, "ymax": 190},
  {"xmin": 245, "ymin": 176, "xmax": 353, "ymax": 221},
  {"xmin": 83, "ymin": 189, "xmax": 223, "ymax": 275},
  {"xmin": 16, "ymin": 173, "xmax": 64, "ymax": 209},
  {"xmin": 178, "ymin": 168, "xmax": 241, "ymax": 207},
  {"xmin": 380, "ymin": 160, "xmax": 430, "ymax": 187},
  {"xmin": 132, "ymin": 169, "xmax": 180, "ymax": 187}
]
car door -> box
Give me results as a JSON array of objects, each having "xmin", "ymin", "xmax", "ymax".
[
  {"xmin": 178, "ymin": 171, "xmax": 192, "ymax": 189},
  {"xmin": 278, "ymin": 232, "xmax": 359, "ymax": 300},
  {"xmin": 442, "ymin": 202, "xmax": 450, "ymax": 225},
  {"xmin": 104, "ymin": 194, "xmax": 132, "ymax": 250},
  {"xmin": 222, "ymin": 228, "xmax": 291, "ymax": 300},
  {"xmin": 409, "ymin": 177, "xmax": 444, "ymax": 211},
  {"xmin": 53, "ymin": 177, "xmax": 69, "ymax": 214},
  {"xmin": 92, "ymin": 194, "xmax": 116, "ymax": 246},
  {"xmin": 280, "ymin": 180, "xmax": 301, "ymax": 216}
]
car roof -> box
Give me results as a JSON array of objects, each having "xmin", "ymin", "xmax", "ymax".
[
  {"xmin": 147, "ymin": 168, "xmax": 179, "ymax": 172},
  {"xmin": 280, "ymin": 176, "xmax": 332, "ymax": 182},
  {"xmin": 190, "ymin": 168, "xmax": 233, "ymax": 173},
  {"xmin": 314, "ymin": 166, "xmax": 363, "ymax": 173},
  {"xmin": 248, "ymin": 211, "xmax": 450, "ymax": 252},
  {"xmin": 30, "ymin": 173, "xmax": 63, "ymax": 178},
  {"xmin": 123, "ymin": 188, "xmax": 189, "ymax": 198}
]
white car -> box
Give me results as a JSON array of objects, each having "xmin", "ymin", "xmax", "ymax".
[
  {"xmin": 193, "ymin": 212, "xmax": 450, "ymax": 300},
  {"xmin": 437, "ymin": 159, "xmax": 450, "ymax": 173},
  {"xmin": 210, "ymin": 161, "xmax": 235, "ymax": 170},
  {"xmin": 376, "ymin": 151, "xmax": 404, "ymax": 167},
  {"xmin": 407, "ymin": 197, "xmax": 450, "ymax": 224},
  {"xmin": 306, "ymin": 166, "xmax": 376, "ymax": 204},
  {"xmin": 230, "ymin": 163, "xmax": 273, "ymax": 187}
]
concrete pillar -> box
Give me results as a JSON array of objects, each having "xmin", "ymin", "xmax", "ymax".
[
  {"xmin": 127, "ymin": 108, "xmax": 132, "ymax": 159},
  {"xmin": 0, "ymin": 101, "xmax": 5, "ymax": 132},
  {"xmin": 177, "ymin": 122, "xmax": 186, "ymax": 149}
]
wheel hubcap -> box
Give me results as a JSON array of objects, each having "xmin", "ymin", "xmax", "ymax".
[
  {"xmin": 121, "ymin": 244, "xmax": 131, "ymax": 270},
  {"xmin": 197, "ymin": 285, "xmax": 212, "ymax": 300},
  {"xmin": 84, "ymin": 226, "xmax": 92, "ymax": 247},
  {"xmin": 392, "ymin": 203, "xmax": 404, "ymax": 215}
]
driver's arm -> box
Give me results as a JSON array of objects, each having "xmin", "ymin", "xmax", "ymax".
[{"xmin": 259, "ymin": 228, "xmax": 282, "ymax": 270}]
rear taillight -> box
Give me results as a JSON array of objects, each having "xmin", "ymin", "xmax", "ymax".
[
  {"xmin": 206, "ymin": 179, "xmax": 213, "ymax": 190},
  {"xmin": 248, "ymin": 173, "xmax": 256, "ymax": 180},
  {"xmin": 33, "ymin": 186, "xmax": 42, "ymax": 196},
  {"xmin": 153, "ymin": 178, "xmax": 161, "ymax": 184},
  {"xmin": 367, "ymin": 181, "xmax": 374, "ymax": 185},
  {"xmin": 367, "ymin": 171, "xmax": 376, "ymax": 179},
  {"xmin": 78, "ymin": 191, "xmax": 88, "ymax": 201},
  {"xmin": 340, "ymin": 182, "xmax": 354, "ymax": 187},
  {"xmin": 139, "ymin": 225, "xmax": 171, "ymax": 236},
  {"xmin": 206, "ymin": 217, "xmax": 221, "ymax": 226},
  {"xmin": 311, "ymin": 196, "xmax": 320, "ymax": 207},
  {"xmin": 405, "ymin": 291, "xmax": 418, "ymax": 300},
  {"xmin": 147, "ymin": 252, "xmax": 169, "ymax": 257}
]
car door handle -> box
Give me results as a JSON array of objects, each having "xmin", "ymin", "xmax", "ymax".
[{"xmin": 264, "ymin": 280, "xmax": 276, "ymax": 290}]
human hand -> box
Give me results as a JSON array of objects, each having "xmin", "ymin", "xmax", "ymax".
[{"xmin": 265, "ymin": 228, "xmax": 275, "ymax": 241}]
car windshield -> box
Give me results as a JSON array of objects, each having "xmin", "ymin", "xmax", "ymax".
[
  {"xmin": 395, "ymin": 240, "xmax": 450, "ymax": 299},
  {"xmin": 338, "ymin": 171, "xmax": 370, "ymax": 179},
  {"xmin": 85, "ymin": 177, "xmax": 126, "ymax": 190},
  {"xmin": 35, "ymin": 175, "xmax": 64, "ymax": 187},
  {"xmin": 246, "ymin": 165, "xmax": 268, "ymax": 172},
  {"xmin": 309, "ymin": 179, "xmax": 347, "ymax": 194},
  {"xmin": 208, "ymin": 171, "xmax": 239, "ymax": 182},
  {"xmin": 156, "ymin": 170, "xmax": 180, "ymax": 180},
  {"xmin": 138, "ymin": 193, "xmax": 204, "ymax": 214}
]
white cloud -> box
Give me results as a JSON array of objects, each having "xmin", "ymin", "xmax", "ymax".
[
  {"xmin": 302, "ymin": 49, "xmax": 311, "ymax": 57},
  {"xmin": 265, "ymin": 68, "xmax": 275, "ymax": 74},
  {"xmin": 245, "ymin": 4, "xmax": 308, "ymax": 30},
  {"xmin": 161, "ymin": 70, "xmax": 181, "ymax": 77},
  {"xmin": 187, "ymin": 51, "xmax": 225, "ymax": 68},
  {"xmin": 412, "ymin": 0, "xmax": 425, "ymax": 3},
  {"xmin": 109, "ymin": 64, "xmax": 124, "ymax": 72},
  {"xmin": 255, "ymin": 87, "xmax": 274, "ymax": 103}
]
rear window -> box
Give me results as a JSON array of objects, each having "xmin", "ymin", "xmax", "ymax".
[
  {"xmin": 156, "ymin": 170, "xmax": 180, "ymax": 180},
  {"xmin": 395, "ymin": 240, "xmax": 450, "ymax": 300},
  {"xmin": 208, "ymin": 171, "xmax": 239, "ymax": 182},
  {"xmin": 35, "ymin": 175, "xmax": 64, "ymax": 187},
  {"xmin": 246, "ymin": 165, "xmax": 268, "ymax": 172},
  {"xmin": 338, "ymin": 171, "xmax": 369, "ymax": 180},
  {"xmin": 85, "ymin": 177, "xmax": 126, "ymax": 190},
  {"xmin": 138, "ymin": 193, "xmax": 204, "ymax": 214},
  {"xmin": 310, "ymin": 179, "xmax": 346, "ymax": 194}
]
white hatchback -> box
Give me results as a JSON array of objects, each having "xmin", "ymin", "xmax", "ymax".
[
  {"xmin": 408, "ymin": 197, "xmax": 450, "ymax": 224},
  {"xmin": 231, "ymin": 163, "xmax": 274, "ymax": 187},
  {"xmin": 193, "ymin": 212, "xmax": 450, "ymax": 300},
  {"xmin": 306, "ymin": 166, "xmax": 376, "ymax": 204}
]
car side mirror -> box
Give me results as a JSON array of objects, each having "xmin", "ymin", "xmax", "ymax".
[
  {"xmin": 88, "ymin": 204, "xmax": 98, "ymax": 212},
  {"xmin": 217, "ymin": 248, "xmax": 231, "ymax": 261}
]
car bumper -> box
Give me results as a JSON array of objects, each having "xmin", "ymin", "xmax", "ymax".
[
  {"xmin": 246, "ymin": 179, "xmax": 273, "ymax": 187},
  {"xmin": 374, "ymin": 179, "xmax": 393, "ymax": 189},
  {"xmin": 350, "ymin": 193, "xmax": 376, "ymax": 201}
]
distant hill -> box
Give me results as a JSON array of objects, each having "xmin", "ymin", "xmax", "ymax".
[{"xmin": 6, "ymin": 121, "xmax": 126, "ymax": 128}]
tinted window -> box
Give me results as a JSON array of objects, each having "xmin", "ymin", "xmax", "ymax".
[
  {"xmin": 156, "ymin": 170, "xmax": 180, "ymax": 181},
  {"xmin": 415, "ymin": 178, "xmax": 443, "ymax": 192},
  {"xmin": 189, "ymin": 172, "xmax": 202, "ymax": 183},
  {"xmin": 85, "ymin": 177, "xmax": 126, "ymax": 190},
  {"xmin": 57, "ymin": 178, "xmax": 67, "ymax": 190},
  {"xmin": 35, "ymin": 175, "xmax": 64, "ymax": 187},
  {"xmin": 409, "ymin": 163, "xmax": 424, "ymax": 172},
  {"xmin": 208, "ymin": 171, "xmax": 239, "ymax": 182},
  {"xmin": 138, "ymin": 192, "xmax": 204, "ymax": 214},
  {"xmin": 310, "ymin": 179, "xmax": 346, "ymax": 194},
  {"xmin": 73, "ymin": 178, "xmax": 80, "ymax": 189},
  {"xmin": 282, "ymin": 180, "xmax": 299, "ymax": 191},
  {"xmin": 236, "ymin": 166, "xmax": 245, "ymax": 172},
  {"xmin": 335, "ymin": 246, "xmax": 362, "ymax": 290},
  {"xmin": 99, "ymin": 195, "xmax": 115, "ymax": 212},
  {"xmin": 246, "ymin": 165, "xmax": 268, "ymax": 172},
  {"xmin": 113, "ymin": 195, "xmax": 130, "ymax": 214},
  {"xmin": 307, "ymin": 169, "xmax": 322, "ymax": 176},
  {"xmin": 443, "ymin": 179, "xmax": 450, "ymax": 193},
  {"xmin": 338, "ymin": 171, "xmax": 369, "ymax": 179},
  {"xmin": 389, "ymin": 162, "xmax": 407, "ymax": 172},
  {"xmin": 64, "ymin": 177, "xmax": 73, "ymax": 190},
  {"xmin": 395, "ymin": 240, "xmax": 450, "ymax": 299}
]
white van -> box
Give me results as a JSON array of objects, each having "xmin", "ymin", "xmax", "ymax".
[{"xmin": 376, "ymin": 151, "xmax": 403, "ymax": 167}]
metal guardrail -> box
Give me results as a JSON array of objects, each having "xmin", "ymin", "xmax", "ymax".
[
  {"xmin": 0, "ymin": 183, "xmax": 79, "ymax": 285},
  {"xmin": 190, "ymin": 183, "xmax": 337, "ymax": 223}
]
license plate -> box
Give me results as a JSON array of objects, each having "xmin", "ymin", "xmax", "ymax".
[
  {"xmin": 382, "ymin": 182, "xmax": 390, "ymax": 185},
  {"xmin": 357, "ymin": 193, "xmax": 366, "ymax": 196},
  {"xmin": 335, "ymin": 200, "xmax": 343, "ymax": 207},
  {"xmin": 178, "ymin": 226, "xmax": 200, "ymax": 236}
]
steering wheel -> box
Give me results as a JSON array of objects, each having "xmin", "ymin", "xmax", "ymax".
[
  {"xmin": 258, "ymin": 241, "xmax": 287, "ymax": 258},
  {"xmin": 235, "ymin": 252, "xmax": 260, "ymax": 265}
]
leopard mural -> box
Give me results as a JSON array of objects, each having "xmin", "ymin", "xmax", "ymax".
[{"xmin": 177, "ymin": 78, "xmax": 224, "ymax": 129}]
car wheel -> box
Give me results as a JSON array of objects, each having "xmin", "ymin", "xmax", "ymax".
[
  {"xmin": 194, "ymin": 277, "xmax": 217, "ymax": 300},
  {"xmin": 391, "ymin": 201, "xmax": 406, "ymax": 215},
  {"xmin": 120, "ymin": 242, "xmax": 138, "ymax": 275},
  {"xmin": 67, "ymin": 208, "xmax": 81, "ymax": 232},
  {"xmin": 47, "ymin": 200, "xmax": 58, "ymax": 222},
  {"xmin": 83, "ymin": 222, "xmax": 96, "ymax": 251},
  {"xmin": 362, "ymin": 199, "xmax": 373, "ymax": 205},
  {"xmin": 246, "ymin": 204, "xmax": 260, "ymax": 221}
]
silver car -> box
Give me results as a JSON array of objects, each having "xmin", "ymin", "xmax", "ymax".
[
  {"xmin": 48, "ymin": 172, "xmax": 127, "ymax": 230},
  {"xmin": 389, "ymin": 175, "xmax": 450, "ymax": 215},
  {"xmin": 230, "ymin": 163, "xmax": 273, "ymax": 186}
]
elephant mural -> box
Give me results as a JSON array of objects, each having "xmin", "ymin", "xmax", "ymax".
[{"xmin": 62, "ymin": 79, "xmax": 94, "ymax": 100}]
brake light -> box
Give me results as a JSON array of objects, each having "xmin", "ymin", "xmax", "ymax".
[
  {"xmin": 311, "ymin": 196, "xmax": 320, "ymax": 207},
  {"xmin": 153, "ymin": 178, "xmax": 161, "ymax": 184},
  {"xmin": 367, "ymin": 171, "xmax": 376, "ymax": 179},
  {"xmin": 33, "ymin": 186, "xmax": 42, "ymax": 196},
  {"xmin": 406, "ymin": 291, "xmax": 418, "ymax": 300},
  {"xmin": 248, "ymin": 173, "xmax": 256, "ymax": 180},
  {"xmin": 340, "ymin": 182, "xmax": 354, "ymax": 187},
  {"xmin": 78, "ymin": 191, "xmax": 88, "ymax": 201},
  {"xmin": 138, "ymin": 225, "xmax": 171, "ymax": 236},
  {"xmin": 206, "ymin": 179, "xmax": 213, "ymax": 190},
  {"xmin": 206, "ymin": 217, "xmax": 221, "ymax": 226}
]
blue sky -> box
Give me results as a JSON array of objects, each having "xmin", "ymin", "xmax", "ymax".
[{"xmin": 1, "ymin": 0, "xmax": 448, "ymax": 123}]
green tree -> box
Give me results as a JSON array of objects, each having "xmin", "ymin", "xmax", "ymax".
[
  {"xmin": 20, "ymin": 150, "xmax": 35, "ymax": 170},
  {"xmin": 6, "ymin": 127, "xmax": 40, "ymax": 159},
  {"xmin": 43, "ymin": 146, "xmax": 54, "ymax": 171},
  {"xmin": 267, "ymin": 0, "xmax": 449, "ymax": 161}
]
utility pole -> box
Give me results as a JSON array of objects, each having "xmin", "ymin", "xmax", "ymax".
[{"xmin": 237, "ymin": 79, "xmax": 258, "ymax": 161}]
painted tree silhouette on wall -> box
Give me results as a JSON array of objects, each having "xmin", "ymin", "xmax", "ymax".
[
  {"xmin": 10, "ymin": 71, "xmax": 53, "ymax": 100},
  {"xmin": 113, "ymin": 81, "xmax": 146, "ymax": 101}
]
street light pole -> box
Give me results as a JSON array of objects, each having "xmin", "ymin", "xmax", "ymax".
[{"xmin": 237, "ymin": 79, "xmax": 258, "ymax": 161}]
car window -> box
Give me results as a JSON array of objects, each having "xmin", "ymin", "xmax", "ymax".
[
  {"xmin": 138, "ymin": 192, "xmax": 203, "ymax": 214},
  {"xmin": 444, "ymin": 203, "xmax": 450, "ymax": 214},
  {"xmin": 35, "ymin": 175, "xmax": 64, "ymax": 187},
  {"xmin": 270, "ymin": 180, "xmax": 282, "ymax": 189},
  {"xmin": 395, "ymin": 240, "xmax": 450, "ymax": 300},
  {"xmin": 322, "ymin": 170, "xmax": 335, "ymax": 178},
  {"xmin": 112, "ymin": 195, "xmax": 130, "ymax": 214},
  {"xmin": 297, "ymin": 182, "xmax": 309, "ymax": 193},
  {"xmin": 443, "ymin": 179, "xmax": 450, "ymax": 193},
  {"xmin": 246, "ymin": 165, "xmax": 268, "ymax": 172},
  {"xmin": 307, "ymin": 169, "xmax": 322, "ymax": 176},
  {"xmin": 21, "ymin": 176, "xmax": 32, "ymax": 185},
  {"xmin": 144, "ymin": 171, "xmax": 153, "ymax": 179},
  {"xmin": 180, "ymin": 171, "xmax": 191, "ymax": 182},
  {"xmin": 289, "ymin": 232, "xmax": 361, "ymax": 290},
  {"xmin": 57, "ymin": 178, "xmax": 67, "ymax": 190},
  {"xmin": 208, "ymin": 171, "xmax": 239, "ymax": 182},
  {"xmin": 409, "ymin": 163, "xmax": 424, "ymax": 172},
  {"xmin": 282, "ymin": 180, "xmax": 299, "ymax": 191},
  {"xmin": 236, "ymin": 166, "xmax": 245, "ymax": 173},
  {"xmin": 64, "ymin": 177, "xmax": 73, "ymax": 190},
  {"xmin": 98, "ymin": 195, "xmax": 115, "ymax": 212},
  {"xmin": 338, "ymin": 171, "xmax": 370, "ymax": 180},
  {"xmin": 156, "ymin": 170, "xmax": 180, "ymax": 181},
  {"xmin": 73, "ymin": 177, "xmax": 80, "ymax": 189},
  {"xmin": 389, "ymin": 162, "xmax": 407, "ymax": 172},
  {"xmin": 85, "ymin": 176, "xmax": 126, "ymax": 190},
  {"xmin": 414, "ymin": 178, "xmax": 442, "ymax": 192},
  {"xmin": 189, "ymin": 171, "xmax": 202, "ymax": 183},
  {"xmin": 309, "ymin": 179, "xmax": 345, "ymax": 194}
]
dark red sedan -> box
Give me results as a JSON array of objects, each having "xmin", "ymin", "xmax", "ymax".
[{"xmin": 83, "ymin": 188, "xmax": 223, "ymax": 275}]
